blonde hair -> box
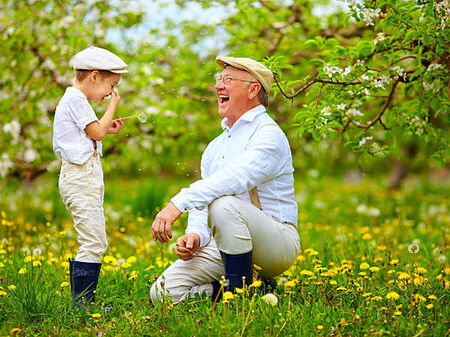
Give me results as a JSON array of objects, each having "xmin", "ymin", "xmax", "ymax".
[{"xmin": 75, "ymin": 70, "xmax": 116, "ymax": 82}]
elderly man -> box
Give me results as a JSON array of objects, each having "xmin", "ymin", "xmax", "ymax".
[{"xmin": 150, "ymin": 56, "xmax": 300, "ymax": 304}]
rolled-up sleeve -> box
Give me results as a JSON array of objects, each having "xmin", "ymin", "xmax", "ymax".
[
  {"xmin": 67, "ymin": 97, "xmax": 98, "ymax": 131},
  {"xmin": 171, "ymin": 125, "xmax": 285, "ymax": 213}
]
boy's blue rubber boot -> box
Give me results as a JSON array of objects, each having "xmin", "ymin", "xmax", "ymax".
[
  {"xmin": 219, "ymin": 250, "xmax": 253, "ymax": 293},
  {"xmin": 69, "ymin": 259, "xmax": 102, "ymax": 308}
]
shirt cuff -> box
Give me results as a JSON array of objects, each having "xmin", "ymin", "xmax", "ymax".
[{"xmin": 171, "ymin": 189, "xmax": 190, "ymax": 213}]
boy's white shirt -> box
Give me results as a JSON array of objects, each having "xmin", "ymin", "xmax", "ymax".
[{"xmin": 53, "ymin": 87, "xmax": 102, "ymax": 164}]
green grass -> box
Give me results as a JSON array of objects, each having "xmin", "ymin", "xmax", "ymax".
[{"xmin": 0, "ymin": 173, "xmax": 448, "ymax": 336}]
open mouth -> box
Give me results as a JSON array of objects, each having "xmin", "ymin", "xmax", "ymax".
[{"xmin": 218, "ymin": 95, "xmax": 229, "ymax": 104}]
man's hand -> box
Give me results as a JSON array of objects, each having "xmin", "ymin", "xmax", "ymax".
[
  {"xmin": 152, "ymin": 202, "xmax": 182, "ymax": 243},
  {"xmin": 176, "ymin": 233, "xmax": 200, "ymax": 261},
  {"xmin": 107, "ymin": 118, "xmax": 124, "ymax": 134}
]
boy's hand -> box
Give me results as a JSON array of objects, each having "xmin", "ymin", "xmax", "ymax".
[
  {"xmin": 175, "ymin": 233, "xmax": 200, "ymax": 261},
  {"xmin": 107, "ymin": 88, "xmax": 120, "ymax": 110},
  {"xmin": 107, "ymin": 118, "xmax": 124, "ymax": 134}
]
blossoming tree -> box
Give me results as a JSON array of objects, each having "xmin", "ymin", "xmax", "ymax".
[{"xmin": 0, "ymin": 0, "xmax": 448, "ymax": 187}]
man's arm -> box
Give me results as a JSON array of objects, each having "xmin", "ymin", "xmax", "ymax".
[{"xmin": 171, "ymin": 125, "xmax": 289, "ymax": 213}]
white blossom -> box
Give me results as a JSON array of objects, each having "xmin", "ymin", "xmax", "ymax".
[
  {"xmin": 0, "ymin": 153, "xmax": 14, "ymax": 177},
  {"xmin": 346, "ymin": 108, "xmax": 363, "ymax": 117},
  {"xmin": 427, "ymin": 63, "xmax": 443, "ymax": 72},
  {"xmin": 24, "ymin": 148, "xmax": 38, "ymax": 163},
  {"xmin": 373, "ymin": 75, "xmax": 391, "ymax": 90},
  {"xmin": 321, "ymin": 106, "xmax": 332, "ymax": 116},
  {"xmin": 336, "ymin": 103, "xmax": 346, "ymax": 110},
  {"xmin": 359, "ymin": 136, "xmax": 373, "ymax": 146},
  {"xmin": 323, "ymin": 64, "xmax": 342, "ymax": 78},
  {"xmin": 342, "ymin": 67, "xmax": 352, "ymax": 78},
  {"xmin": 392, "ymin": 66, "xmax": 405, "ymax": 77},
  {"xmin": 3, "ymin": 120, "xmax": 21, "ymax": 144},
  {"xmin": 374, "ymin": 32, "xmax": 385, "ymax": 45}
]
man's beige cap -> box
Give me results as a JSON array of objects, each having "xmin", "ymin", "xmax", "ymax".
[
  {"xmin": 72, "ymin": 46, "xmax": 128, "ymax": 73},
  {"xmin": 216, "ymin": 55, "xmax": 273, "ymax": 94}
]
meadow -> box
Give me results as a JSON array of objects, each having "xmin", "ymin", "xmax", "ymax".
[{"xmin": 0, "ymin": 173, "xmax": 448, "ymax": 336}]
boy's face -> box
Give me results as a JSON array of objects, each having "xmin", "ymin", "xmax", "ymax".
[{"xmin": 86, "ymin": 71, "xmax": 121, "ymax": 104}]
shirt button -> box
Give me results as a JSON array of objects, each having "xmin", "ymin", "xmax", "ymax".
[
  {"xmin": 228, "ymin": 135, "xmax": 231, "ymax": 138},
  {"xmin": 222, "ymin": 155, "xmax": 224, "ymax": 159}
]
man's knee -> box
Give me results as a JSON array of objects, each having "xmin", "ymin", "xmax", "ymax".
[
  {"xmin": 209, "ymin": 196, "xmax": 240, "ymax": 227},
  {"xmin": 150, "ymin": 274, "xmax": 190, "ymax": 305}
]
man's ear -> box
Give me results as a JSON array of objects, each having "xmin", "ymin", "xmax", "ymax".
[{"xmin": 248, "ymin": 83, "xmax": 261, "ymax": 100}]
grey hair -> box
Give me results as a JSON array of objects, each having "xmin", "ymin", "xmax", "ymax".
[{"xmin": 257, "ymin": 86, "xmax": 269, "ymax": 107}]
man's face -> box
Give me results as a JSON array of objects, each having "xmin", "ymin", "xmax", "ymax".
[
  {"xmin": 214, "ymin": 66, "xmax": 257, "ymax": 120},
  {"xmin": 88, "ymin": 72, "xmax": 121, "ymax": 104}
]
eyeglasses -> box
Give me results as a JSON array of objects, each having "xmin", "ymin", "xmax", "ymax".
[{"xmin": 214, "ymin": 74, "xmax": 257, "ymax": 85}]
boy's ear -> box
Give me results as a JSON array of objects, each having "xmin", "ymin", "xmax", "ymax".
[{"xmin": 90, "ymin": 70, "xmax": 100, "ymax": 83}]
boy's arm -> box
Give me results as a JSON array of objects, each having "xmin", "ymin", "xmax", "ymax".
[{"xmin": 85, "ymin": 88, "xmax": 120, "ymax": 141}]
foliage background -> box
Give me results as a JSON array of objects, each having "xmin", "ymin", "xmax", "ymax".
[{"xmin": 0, "ymin": 0, "xmax": 448, "ymax": 336}]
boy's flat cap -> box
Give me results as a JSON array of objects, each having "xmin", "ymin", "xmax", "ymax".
[
  {"xmin": 216, "ymin": 56, "xmax": 273, "ymax": 94},
  {"xmin": 72, "ymin": 46, "xmax": 128, "ymax": 73}
]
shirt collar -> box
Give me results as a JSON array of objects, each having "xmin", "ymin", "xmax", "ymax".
[
  {"xmin": 67, "ymin": 86, "xmax": 88, "ymax": 100},
  {"xmin": 221, "ymin": 105, "xmax": 266, "ymax": 130}
]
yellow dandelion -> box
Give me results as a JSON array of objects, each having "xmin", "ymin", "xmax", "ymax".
[
  {"xmin": 235, "ymin": 287, "xmax": 244, "ymax": 294},
  {"xmin": 444, "ymin": 267, "xmax": 450, "ymax": 275},
  {"xmin": 414, "ymin": 276, "xmax": 425, "ymax": 286},
  {"xmin": 330, "ymin": 280, "xmax": 337, "ymax": 285},
  {"xmin": 24, "ymin": 256, "xmax": 32, "ymax": 263},
  {"xmin": 317, "ymin": 325, "xmax": 324, "ymax": 330},
  {"xmin": 32, "ymin": 260, "xmax": 42, "ymax": 267},
  {"xmin": 386, "ymin": 292, "xmax": 400, "ymax": 300},
  {"xmin": 296, "ymin": 255, "xmax": 305, "ymax": 262},
  {"xmin": 128, "ymin": 274, "xmax": 138, "ymax": 281},
  {"xmin": 370, "ymin": 267, "xmax": 380, "ymax": 272},
  {"xmin": 126, "ymin": 256, "xmax": 137, "ymax": 264},
  {"xmin": 251, "ymin": 280, "xmax": 262, "ymax": 288},
  {"xmin": 428, "ymin": 294, "xmax": 437, "ymax": 300},
  {"xmin": 11, "ymin": 328, "xmax": 22, "ymax": 335},
  {"xmin": 372, "ymin": 296, "xmax": 383, "ymax": 301},
  {"xmin": 61, "ymin": 261, "xmax": 69, "ymax": 268},
  {"xmin": 362, "ymin": 233, "xmax": 372, "ymax": 240},
  {"xmin": 394, "ymin": 311, "xmax": 402, "ymax": 316},
  {"xmin": 19, "ymin": 267, "xmax": 27, "ymax": 274},
  {"xmin": 121, "ymin": 262, "xmax": 131, "ymax": 269},
  {"xmin": 91, "ymin": 313, "xmax": 101, "ymax": 319},
  {"xmin": 416, "ymin": 267, "xmax": 427, "ymax": 274},
  {"xmin": 337, "ymin": 286, "xmax": 347, "ymax": 291},
  {"xmin": 0, "ymin": 290, "xmax": 7, "ymax": 296},
  {"xmin": 398, "ymin": 273, "xmax": 410, "ymax": 280},
  {"xmin": 355, "ymin": 314, "xmax": 360, "ymax": 320},
  {"xmin": 360, "ymin": 262, "xmax": 370, "ymax": 270},
  {"xmin": 300, "ymin": 270, "xmax": 314, "ymax": 277},
  {"xmin": 362, "ymin": 292, "xmax": 372, "ymax": 297},
  {"xmin": 390, "ymin": 259, "xmax": 399, "ymax": 266},
  {"xmin": 222, "ymin": 291, "xmax": 234, "ymax": 301},
  {"xmin": 426, "ymin": 304, "xmax": 433, "ymax": 309},
  {"xmin": 308, "ymin": 250, "xmax": 319, "ymax": 257},
  {"xmin": 285, "ymin": 281, "xmax": 296, "ymax": 288},
  {"xmin": 8, "ymin": 285, "xmax": 16, "ymax": 290},
  {"xmin": 0, "ymin": 262, "xmax": 4, "ymax": 268}
]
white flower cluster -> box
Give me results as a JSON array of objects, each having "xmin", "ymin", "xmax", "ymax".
[
  {"xmin": 323, "ymin": 64, "xmax": 352, "ymax": 79},
  {"xmin": 3, "ymin": 120, "xmax": 20, "ymax": 144},
  {"xmin": 341, "ymin": 1, "xmax": 382, "ymax": 26},
  {"xmin": 435, "ymin": 0, "xmax": 450, "ymax": 29},
  {"xmin": 391, "ymin": 66, "xmax": 405, "ymax": 78},
  {"xmin": 346, "ymin": 108, "xmax": 363, "ymax": 117},
  {"xmin": 374, "ymin": 32, "xmax": 385, "ymax": 45},
  {"xmin": 373, "ymin": 75, "xmax": 391, "ymax": 90},
  {"xmin": 0, "ymin": 153, "xmax": 13, "ymax": 177},
  {"xmin": 359, "ymin": 136, "xmax": 373, "ymax": 146},
  {"xmin": 409, "ymin": 116, "xmax": 426, "ymax": 135},
  {"xmin": 427, "ymin": 63, "xmax": 443, "ymax": 72}
]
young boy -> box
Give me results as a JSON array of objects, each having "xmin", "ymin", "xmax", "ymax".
[{"xmin": 53, "ymin": 46, "xmax": 127, "ymax": 308}]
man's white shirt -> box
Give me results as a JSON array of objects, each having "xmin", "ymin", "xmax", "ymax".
[
  {"xmin": 171, "ymin": 105, "xmax": 298, "ymax": 247},
  {"xmin": 53, "ymin": 87, "xmax": 102, "ymax": 164}
]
